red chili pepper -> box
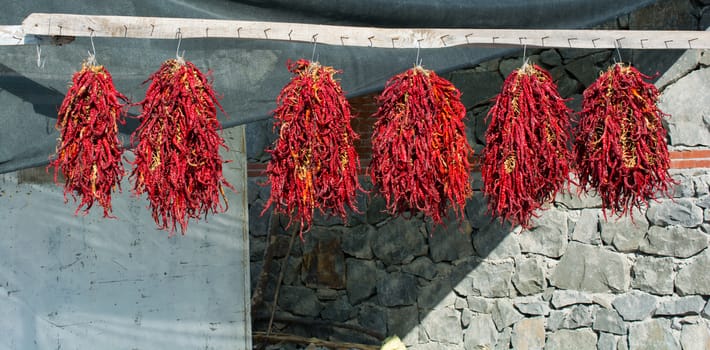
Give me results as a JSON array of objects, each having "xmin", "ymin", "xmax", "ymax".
[
  {"xmin": 130, "ymin": 58, "xmax": 234, "ymax": 234},
  {"xmin": 49, "ymin": 62, "xmax": 128, "ymax": 218},
  {"xmin": 481, "ymin": 63, "xmax": 572, "ymax": 228},
  {"xmin": 262, "ymin": 59, "xmax": 364, "ymax": 238},
  {"xmin": 574, "ymin": 63, "xmax": 674, "ymax": 218},
  {"xmin": 369, "ymin": 66, "xmax": 473, "ymax": 225}
]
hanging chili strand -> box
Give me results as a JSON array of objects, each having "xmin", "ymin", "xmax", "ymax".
[
  {"xmin": 369, "ymin": 65, "xmax": 473, "ymax": 224},
  {"xmin": 262, "ymin": 59, "xmax": 364, "ymax": 237},
  {"xmin": 49, "ymin": 60, "xmax": 128, "ymax": 218},
  {"xmin": 481, "ymin": 63, "xmax": 572, "ymax": 228},
  {"xmin": 131, "ymin": 58, "xmax": 234, "ymax": 234},
  {"xmin": 574, "ymin": 63, "xmax": 674, "ymax": 217}
]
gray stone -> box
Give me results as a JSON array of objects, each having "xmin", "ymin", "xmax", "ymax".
[
  {"xmin": 612, "ymin": 291, "xmax": 657, "ymax": 321},
  {"xmin": 680, "ymin": 323, "xmax": 710, "ymax": 350},
  {"xmin": 571, "ymin": 209, "xmax": 602, "ymax": 244},
  {"xmin": 520, "ymin": 209, "xmax": 569, "ymax": 258},
  {"xmin": 640, "ymin": 225, "xmax": 708, "ymax": 258},
  {"xmin": 428, "ymin": 220, "xmax": 475, "ymax": 262},
  {"xmin": 646, "ymin": 199, "xmax": 704, "ymax": 228},
  {"xmin": 594, "ymin": 308, "xmax": 627, "ymax": 335},
  {"xmin": 655, "ymin": 296, "xmax": 706, "ymax": 316},
  {"xmin": 499, "ymin": 55, "xmax": 541, "ymax": 78},
  {"xmin": 346, "ymin": 258, "xmax": 378, "ymax": 304},
  {"xmin": 278, "ymin": 285, "xmax": 323, "ymax": 317},
  {"xmin": 618, "ymin": 336, "xmax": 629, "ymax": 350},
  {"xmin": 598, "ymin": 333, "xmax": 619, "ymax": 350},
  {"xmin": 461, "ymin": 308, "xmax": 473, "ymax": 328},
  {"xmin": 512, "ymin": 317, "xmax": 545, "ymax": 350},
  {"xmin": 321, "ymin": 296, "xmax": 353, "ymax": 322},
  {"xmin": 452, "ymin": 259, "xmax": 515, "ymax": 298},
  {"xmin": 631, "ymin": 256, "xmax": 675, "ymax": 295},
  {"xmin": 672, "ymin": 174, "xmax": 696, "ymax": 198},
  {"xmin": 418, "ymin": 278, "xmax": 456, "ymax": 310},
  {"xmin": 660, "ymin": 68, "xmax": 710, "ymax": 147},
  {"xmin": 556, "ymin": 74, "xmax": 582, "ymax": 98},
  {"xmin": 341, "ymin": 224, "xmax": 374, "ymax": 259},
  {"xmin": 463, "ymin": 314, "xmax": 498, "ymax": 350},
  {"xmin": 654, "ymin": 50, "xmax": 702, "ymax": 90},
  {"xmin": 540, "ymin": 49, "xmax": 563, "ymax": 66},
  {"xmin": 387, "ymin": 305, "xmax": 418, "ymax": 342},
  {"xmin": 454, "ymin": 297, "xmax": 468, "ymax": 310},
  {"xmin": 372, "ymin": 217, "xmax": 427, "ymax": 265},
  {"xmin": 512, "ymin": 257, "xmax": 546, "ymax": 296},
  {"xmin": 366, "ymin": 194, "xmax": 390, "ymax": 225},
  {"xmin": 377, "ymin": 272, "xmax": 417, "ymax": 307},
  {"xmin": 466, "ymin": 187, "xmax": 491, "ymax": 229},
  {"xmin": 629, "ymin": 0, "xmax": 697, "ymax": 29},
  {"xmin": 492, "ymin": 299, "xmax": 524, "ymax": 331},
  {"xmin": 593, "ymin": 294, "xmax": 615, "ymax": 310},
  {"xmin": 555, "ymin": 185, "xmax": 603, "ymax": 209},
  {"xmin": 546, "ymin": 329, "xmax": 597, "ymax": 350},
  {"xmin": 551, "ymin": 290, "xmax": 593, "ymax": 308},
  {"xmin": 515, "ymin": 301, "xmax": 550, "ymax": 316},
  {"xmin": 467, "ymin": 296, "xmax": 491, "ymax": 314},
  {"xmin": 473, "ymin": 221, "xmax": 520, "ymax": 260},
  {"xmin": 402, "ymin": 256, "xmax": 437, "ymax": 280},
  {"xmin": 565, "ymin": 52, "xmax": 611, "ymax": 86},
  {"xmin": 704, "ymin": 300, "xmax": 710, "ymax": 319},
  {"xmin": 449, "ymin": 70, "xmax": 504, "ymax": 107},
  {"xmin": 628, "ymin": 319, "xmax": 680, "ymax": 350},
  {"xmin": 600, "ymin": 209, "xmax": 648, "ymax": 252},
  {"xmin": 495, "ymin": 327, "xmax": 512, "ymax": 350},
  {"xmin": 701, "ymin": 196, "xmax": 710, "ymax": 210},
  {"xmin": 562, "ymin": 305, "xmax": 595, "ymax": 329},
  {"xmin": 249, "ymin": 199, "xmax": 271, "ymax": 237},
  {"xmin": 301, "ymin": 228, "xmax": 346, "ymax": 288},
  {"xmin": 547, "ymin": 310, "xmax": 566, "ymax": 332},
  {"xmin": 597, "ymin": 332, "xmax": 619, "ymax": 350},
  {"xmin": 357, "ymin": 303, "xmax": 388, "ymax": 334},
  {"xmin": 695, "ymin": 177, "xmax": 710, "ymax": 197},
  {"xmin": 550, "ymin": 242, "xmax": 630, "ymax": 293},
  {"xmin": 421, "ymin": 308, "xmax": 463, "ymax": 345}
]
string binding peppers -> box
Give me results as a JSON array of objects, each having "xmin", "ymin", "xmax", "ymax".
[
  {"xmin": 369, "ymin": 65, "xmax": 473, "ymax": 225},
  {"xmin": 481, "ymin": 62, "xmax": 572, "ymax": 228},
  {"xmin": 131, "ymin": 57, "xmax": 234, "ymax": 234},
  {"xmin": 262, "ymin": 59, "xmax": 365, "ymax": 238},
  {"xmin": 574, "ymin": 63, "xmax": 674, "ymax": 217},
  {"xmin": 49, "ymin": 55, "xmax": 128, "ymax": 218}
]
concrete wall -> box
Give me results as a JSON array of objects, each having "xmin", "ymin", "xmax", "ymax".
[
  {"xmin": 0, "ymin": 127, "xmax": 251, "ymax": 350},
  {"xmin": 248, "ymin": 1, "xmax": 710, "ymax": 349}
]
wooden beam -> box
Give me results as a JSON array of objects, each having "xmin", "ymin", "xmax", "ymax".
[{"xmin": 19, "ymin": 13, "xmax": 710, "ymax": 49}]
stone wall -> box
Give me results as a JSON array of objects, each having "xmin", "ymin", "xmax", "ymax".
[{"xmin": 248, "ymin": 1, "xmax": 710, "ymax": 349}]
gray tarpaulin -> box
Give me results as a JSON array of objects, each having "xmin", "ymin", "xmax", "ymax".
[{"xmin": 0, "ymin": 0, "xmax": 658, "ymax": 174}]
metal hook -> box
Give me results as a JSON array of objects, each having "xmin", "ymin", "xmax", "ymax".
[
  {"xmin": 541, "ymin": 35, "xmax": 549, "ymax": 47},
  {"xmin": 288, "ymin": 29, "xmax": 293, "ymax": 41},
  {"xmin": 391, "ymin": 36, "xmax": 399, "ymax": 49},
  {"xmin": 640, "ymin": 38, "xmax": 648, "ymax": 49},
  {"xmin": 614, "ymin": 37, "xmax": 624, "ymax": 63},
  {"xmin": 89, "ymin": 28, "xmax": 96, "ymax": 55},
  {"xmin": 591, "ymin": 38, "xmax": 600, "ymax": 48},
  {"xmin": 465, "ymin": 33, "xmax": 473, "ymax": 44},
  {"xmin": 263, "ymin": 28, "xmax": 271, "ymax": 39},
  {"xmin": 311, "ymin": 34, "xmax": 318, "ymax": 62},
  {"xmin": 205, "ymin": 27, "xmax": 209, "ymax": 38},
  {"xmin": 340, "ymin": 35, "xmax": 348, "ymax": 45},
  {"xmin": 440, "ymin": 34, "xmax": 449, "ymax": 47},
  {"xmin": 236, "ymin": 26, "xmax": 242, "ymax": 38},
  {"xmin": 87, "ymin": 28, "xmax": 97, "ymax": 65},
  {"xmin": 176, "ymin": 28, "xmax": 183, "ymax": 59},
  {"xmin": 415, "ymin": 39, "xmax": 423, "ymax": 66},
  {"xmin": 688, "ymin": 38, "xmax": 697, "ymax": 49},
  {"xmin": 123, "ymin": 25, "xmax": 128, "ymax": 38},
  {"xmin": 567, "ymin": 37, "xmax": 577, "ymax": 48},
  {"xmin": 368, "ymin": 35, "xmax": 374, "ymax": 47}
]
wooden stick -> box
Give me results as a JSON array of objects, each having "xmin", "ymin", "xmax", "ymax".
[
  {"xmin": 253, "ymin": 332, "xmax": 380, "ymax": 350},
  {"xmin": 253, "ymin": 314, "xmax": 386, "ymax": 341},
  {"xmin": 18, "ymin": 13, "xmax": 710, "ymax": 49}
]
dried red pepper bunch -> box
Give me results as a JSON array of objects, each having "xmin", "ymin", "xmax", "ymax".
[
  {"xmin": 482, "ymin": 63, "xmax": 572, "ymax": 228},
  {"xmin": 574, "ymin": 63, "xmax": 674, "ymax": 217},
  {"xmin": 369, "ymin": 65, "xmax": 473, "ymax": 224},
  {"xmin": 262, "ymin": 59, "xmax": 364, "ymax": 237},
  {"xmin": 131, "ymin": 58, "xmax": 234, "ymax": 234},
  {"xmin": 49, "ymin": 60, "xmax": 128, "ymax": 217}
]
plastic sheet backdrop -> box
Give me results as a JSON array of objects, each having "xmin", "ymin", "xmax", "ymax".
[{"xmin": 0, "ymin": 127, "xmax": 250, "ymax": 350}]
